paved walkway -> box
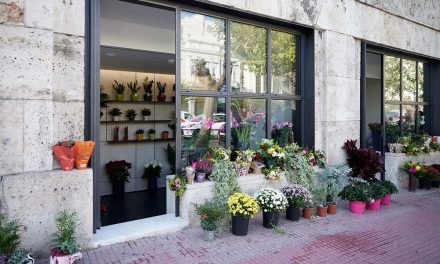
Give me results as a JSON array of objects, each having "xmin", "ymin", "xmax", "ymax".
[{"xmin": 82, "ymin": 189, "xmax": 440, "ymax": 264}]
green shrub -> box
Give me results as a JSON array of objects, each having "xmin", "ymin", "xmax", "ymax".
[
  {"xmin": 53, "ymin": 210, "xmax": 80, "ymax": 255},
  {"xmin": 0, "ymin": 213, "xmax": 21, "ymax": 257},
  {"xmin": 194, "ymin": 200, "xmax": 224, "ymax": 231},
  {"xmin": 379, "ymin": 180, "xmax": 398, "ymax": 194},
  {"xmin": 338, "ymin": 184, "xmax": 372, "ymax": 202}
]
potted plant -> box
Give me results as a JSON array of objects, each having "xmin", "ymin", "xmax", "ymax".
[
  {"xmin": 366, "ymin": 181, "xmax": 387, "ymax": 210},
  {"xmin": 257, "ymin": 139, "xmax": 286, "ymax": 169},
  {"xmin": 156, "ymin": 81, "xmax": 167, "ymax": 102},
  {"xmin": 254, "ymin": 187, "xmax": 288, "ymax": 228},
  {"xmin": 52, "ymin": 140, "xmax": 75, "ymax": 171},
  {"xmin": 194, "ymin": 200, "xmax": 223, "ymax": 241},
  {"xmin": 141, "ymin": 108, "xmax": 151, "ymax": 121},
  {"xmin": 105, "ymin": 160, "xmax": 132, "ymax": 195},
  {"xmin": 148, "ymin": 128, "xmax": 156, "ymax": 140},
  {"xmin": 234, "ymin": 149, "xmax": 254, "ymax": 177},
  {"xmin": 142, "ymin": 77, "xmax": 154, "ymax": 102},
  {"xmin": 143, "ymin": 160, "xmax": 162, "ymax": 191},
  {"xmin": 302, "ymin": 201, "xmax": 313, "ymax": 219},
  {"xmin": 316, "ymin": 164, "xmax": 351, "ymax": 214},
  {"xmin": 112, "ymin": 80, "xmax": 125, "ymax": 101},
  {"xmin": 338, "ymin": 179, "xmax": 372, "ymax": 214},
  {"xmin": 402, "ymin": 161, "xmax": 424, "ymax": 191},
  {"xmin": 227, "ymin": 192, "xmax": 259, "ymax": 236},
  {"xmin": 109, "ymin": 108, "xmax": 122, "ymax": 121},
  {"xmin": 135, "ymin": 129, "xmax": 144, "ymax": 141},
  {"xmin": 271, "ymin": 121, "xmax": 293, "ymax": 147},
  {"xmin": 49, "ymin": 210, "xmax": 82, "ymax": 264},
  {"xmin": 281, "ymin": 184, "xmax": 312, "ymax": 221},
  {"xmin": 312, "ymin": 184, "xmax": 328, "ymax": 217},
  {"xmin": 124, "ymin": 126, "xmax": 128, "ymax": 141},
  {"xmin": 0, "ymin": 213, "xmax": 34, "ymax": 264},
  {"xmin": 168, "ymin": 174, "xmax": 187, "ymax": 216},
  {"xmin": 342, "ymin": 139, "xmax": 384, "ymax": 181},
  {"xmin": 378, "ymin": 180, "xmax": 398, "ymax": 205},
  {"xmin": 161, "ymin": 131, "xmax": 169, "ymax": 140},
  {"xmin": 127, "ymin": 80, "xmax": 141, "ymax": 101},
  {"xmin": 193, "ymin": 159, "xmax": 212, "ymax": 182},
  {"xmin": 126, "ymin": 109, "xmax": 137, "ymax": 121},
  {"xmin": 425, "ymin": 165, "xmax": 440, "ymax": 188},
  {"xmin": 113, "ymin": 126, "xmax": 119, "ymax": 142}
]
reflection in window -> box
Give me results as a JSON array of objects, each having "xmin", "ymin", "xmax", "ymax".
[
  {"xmin": 231, "ymin": 98, "xmax": 266, "ymax": 150},
  {"xmin": 402, "ymin": 105, "xmax": 416, "ymax": 136},
  {"xmin": 180, "ymin": 12, "xmax": 226, "ymax": 91},
  {"xmin": 384, "ymin": 56, "xmax": 400, "ymax": 101},
  {"xmin": 402, "ymin": 59, "xmax": 416, "ymax": 102},
  {"xmin": 270, "ymin": 100, "xmax": 300, "ymax": 146},
  {"xmin": 385, "ymin": 104, "xmax": 400, "ymax": 145},
  {"xmin": 271, "ymin": 31, "xmax": 297, "ymax": 95},
  {"xmin": 231, "ymin": 22, "xmax": 267, "ymax": 93},
  {"xmin": 180, "ymin": 96, "xmax": 226, "ymax": 167}
]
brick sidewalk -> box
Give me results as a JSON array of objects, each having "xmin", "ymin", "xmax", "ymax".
[{"xmin": 81, "ymin": 190, "xmax": 440, "ymax": 264}]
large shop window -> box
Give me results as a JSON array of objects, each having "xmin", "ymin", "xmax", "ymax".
[
  {"xmin": 179, "ymin": 11, "xmax": 301, "ymax": 169},
  {"xmin": 384, "ymin": 56, "xmax": 431, "ymax": 146}
]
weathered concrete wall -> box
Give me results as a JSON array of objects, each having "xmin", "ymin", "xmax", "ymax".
[
  {"xmin": 199, "ymin": 0, "xmax": 440, "ymax": 164},
  {"xmin": 0, "ymin": 0, "xmax": 85, "ymax": 176},
  {"xmin": 0, "ymin": 169, "xmax": 93, "ymax": 256}
]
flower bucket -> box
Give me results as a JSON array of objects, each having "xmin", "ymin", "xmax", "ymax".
[
  {"xmin": 317, "ymin": 206, "xmax": 328, "ymax": 217},
  {"xmin": 286, "ymin": 206, "xmax": 300, "ymax": 221},
  {"xmin": 349, "ymin": 201, "xmax": 366, "ymax": 214},
  {"xmin": 74, "ymin": 141, "xmax": 95, "ymax": 170},
  {"xmin": 50, "ymin": 252, "xmax": 82, "ymax": 264},
  {"xmin": 231, "ymin": 215, "xmax": 249, "ymax": 236},
  {"xmin": 381, "ymin": 194, "xmax": 391, "ymax": 205},
  {"xmin": 262, "ymin": 211, "xmax": 279, "ymax": 228},
  {"xmin": 366, "ymin": 199, "xmax": 381, "ymax": 211},
  {"xmin": 52, "ymin": 145, "xmax": 75, "ymax": 171},
  {"xmin": 302, "ymin": 207, "xmax": 313, "ymax": 219}
]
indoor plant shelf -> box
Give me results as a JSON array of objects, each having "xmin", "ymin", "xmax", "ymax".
[
  {"xmin": 106, "ymin": 138, "xmax": 174, "ymax": 144},
  {"xmin": 100, "ymin": 119, "xmax": 173, "ymax": 124},
  {"xmin": 104, "ymin": 100, "xmax": 174, "ymax": 105}
]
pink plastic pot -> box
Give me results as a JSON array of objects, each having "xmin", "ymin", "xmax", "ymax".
[
  {"xmin": 366, "ymin": 198, "xmax": 382, "ymax": 211},
  {"xmin": 349, "ymin": 201, "xmax": 366, "ymax": 214},
  {"xmin": 381, "ymin": 194, "xmax": 391, "ymax": 205}
]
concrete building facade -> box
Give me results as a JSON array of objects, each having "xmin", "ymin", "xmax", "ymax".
[{"xmin": 0, "ymin": 0, "xmax": 439, "ymax": 256}]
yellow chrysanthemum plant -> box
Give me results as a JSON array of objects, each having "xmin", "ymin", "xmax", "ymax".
[{"xmin": 227, "ymin": 192, "xmax": 260, "ymax": 218}]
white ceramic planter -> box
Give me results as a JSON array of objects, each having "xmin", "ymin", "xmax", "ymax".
[{"xmin": 49, "ymin": 252, "xmax": 82, "ymax": 264}]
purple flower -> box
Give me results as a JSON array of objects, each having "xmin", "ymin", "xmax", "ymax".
[
  {"xmin": 232, "ymin": 117, "xmax": 240, "ymax": 128},
  {"xmin": 203, "ymin": 118, "xmax": 214, "ymax": 130}
]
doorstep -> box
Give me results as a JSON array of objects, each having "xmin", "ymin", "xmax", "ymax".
[{"xmin": 93, "ymin": 213, "xmax": 188, "ymax": 248}]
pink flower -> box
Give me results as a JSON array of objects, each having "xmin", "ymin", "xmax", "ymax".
[
  {"xmin": 203, "ymin": 118, "xmax": 214, "ymax": 130},
  {"xmin": 232, "ymin": 117, "xmax": 240, "ymax": 128},
  {"xmin": 219, "ymin": 123, "xmax": 225, "ymax": 132},
  {"xmin": 409, "ymin": 167, "xmax": 416, "ymax": 173}
]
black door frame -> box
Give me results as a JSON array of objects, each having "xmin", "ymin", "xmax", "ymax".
[{"xmin": 85, "ymin": 0, "xmax": 315, "ymax": 232}]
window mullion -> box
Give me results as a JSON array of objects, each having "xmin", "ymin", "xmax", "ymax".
[
  {"xmin": 399, "ymin": 58, "xmax": 403, "ymax": 136},
  {"xmin": 225, "ymin": 18, "xmax": 231, "ymax": 148},
  {"xmin": 267, "ymin": 29, "xmax": 272, "ymax": 139},
  {"xmin": 415, "ymin": 62, "xmax": 419, "ymax": 134}
]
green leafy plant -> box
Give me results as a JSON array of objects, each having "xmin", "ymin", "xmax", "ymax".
[
  {"xmin": 156, "ymin": 81, "xmax": 167, "ymax": 95},
  {"xmin": 8, "ymin": 249, "xmax": 30, "ymax": 264},
  {"xmin": 165, "ymin": 143, "xmax": 176, "ymax": 173},
  {"xmin": 194, "ymin": 200, "xmax": 224, "ymax": 231},
  {"xmin": 127, "ymin": 80, "xmax": 140, "ymax": 95},
  {"xmin": 141, "ymin": 108, "xmax": 151, "ymax": 116},
  {"xmin": 369, "ymin": 181, "xmax": 388, "ymax": 199},
  {"xmin": 0, "ymin": 213, "xmax": 21, "ymax": 258},
  {"xmin": 135, "ymin": 129, "xmax": 144, "ymax": 135},
  {"xmin": 168, "ymin": 174, "xmax": 187, "ymax": 196},
  {"xmin": 283, "ymin": 144, "xmax": 315, "ymax": 188},
  {"xmin": 317, "ymin": 164, "xmax": 351, "ymax": 204},
  {"xmin": 338, "ymin": 183, "xmax": 372, "ymax": 202},
  {"xmin": 142, "ymin": 77, "xmax": 154, "ymax": 94},
  {"xmin": 100, "ymin": 92, "xmax": 109, "ymax": 108},
  {"xmin": 148, "ymin": 128, "xmax": 156, "ymax": 134},
  {"xmin": 311, "ymin": 184, "xmax": 327, "ymax": 207},
  {"xmin": 379, "ymin": 180, "xmax": 398, "ymax": 194},
  {"xmin": 109, "ymin": 108, "xmax": 122, "ymax": 117},
  {"xmin": 52, "ymin": 210, "xmax": 80, "ymax": 256},
  {"xmin": 105, "ymin": 160, "xmax": 132, "ymax": 183},
  {"xmin": 112, "ymin": 80, "xmax": 125, "ymax": 94},
  {"xmin": 126, "ymin": 109, "xmax": 137, "ymax": 120}
]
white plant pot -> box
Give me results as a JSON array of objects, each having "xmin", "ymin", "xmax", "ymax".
[
  {"xmin": 143, "ymin": 116, "xmax": 150, "ymax": 121},
  {"xmin": 113, "ymin": 116, "xmax": 119, "ymax": 121},
  {"xmin": 49, "ymin": 252, "xmax": 82, "ymax": 264}
]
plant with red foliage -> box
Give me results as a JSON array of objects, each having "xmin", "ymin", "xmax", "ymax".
[
  {"xmin": 342, "ymin": 140, "xmax": 384, "ymax": 181},
  {"xmin": 105, "ymin": 160, "xmax": 132, "ymax": 183},
  {"xmin": 423, "ymin": 165, "xmax": 440, "ymax": 181}
]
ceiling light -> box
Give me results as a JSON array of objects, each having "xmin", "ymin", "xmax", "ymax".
[
  {"xmin": 168, "ymin": 59, "xmax": 175, "ymax": 64},
  {"xmin": 106, "ymin": 52, "xmax": 117, "ymax": 57}
]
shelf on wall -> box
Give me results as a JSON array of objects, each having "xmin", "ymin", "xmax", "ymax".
[
  {"xmin": 106, "ymin": 138, "xmax": 175, "ymax": 144},
  {"xmin": 100, "ymin": 120, "xmax": 174, "ymax": 124},
  {"xmin": 104, "ymin": 100, "xmax": 175, "ymax": 105}
]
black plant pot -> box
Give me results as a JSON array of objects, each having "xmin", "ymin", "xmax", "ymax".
[
  {"xmin": 231, "ymin": 215, "xmax": 249, "ymax": 236},
  {"xmin": 143, "ymin": 94, "xmax": 153, "ymax": 102},
  {"xmin": 148, "ymin": 176, "xmax": 158, "ymax": 192},
  {"xmin": 113, "ymin": 183, "xmax": 125, "ymax": 196},
  {"xmin": 371, "ymin": 130, "xmax": 381, "ymax": 151},
  {"xmin": 263, "ymin": 211, "xmax": 279, "ymax": 228},
  {"xmin": 286, "ymin": 205, "xmax": 301, "ymax": 221},
  {"xmin": 419, "ymin": 179, "xmax": 431, "ymax": 190},
  {"xmin": 431, "ymin": 180, "xmax": 440, "ymax": 188}
]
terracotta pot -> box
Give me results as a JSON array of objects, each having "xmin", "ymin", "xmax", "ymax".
[
  {"xmin": 381, "ymin": 194, "xmax": 391, "ymax": 205},
  {"xmin": 302, "ymin": 207, "xmax": 313, "ymax": 219},
  {"xmin": 113, "ymin": 136, "xmax": 119, "ymax": 142},
  {"xmin": 349, "ymin": 201, "xmax": 366, "ymax": 214},
  {"xmin": 317, "ymin": 206, "xmax": 328, "ymax": 217},
  {"xmin": 157, "ymin": 94, "xmax": 166, "ymax": 102},
  {"xmin": 162, "ymin": 131, "xmax": 169, "ymax": 139},
  {"xmin": 327, "ymin": 203, "xmax": 337, "ymax": 214},
  {"xmin": 366, "ymin": 198, "xmax": 381, "ymax": 211},
  {"xmin": 124, "ymin": 136, "xmax": 128, "ymax": 141}
]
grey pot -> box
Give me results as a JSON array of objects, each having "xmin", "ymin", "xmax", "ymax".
[{"xmin": 203, "ymin": 230, "xmax": 215, "ymax": 242}]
